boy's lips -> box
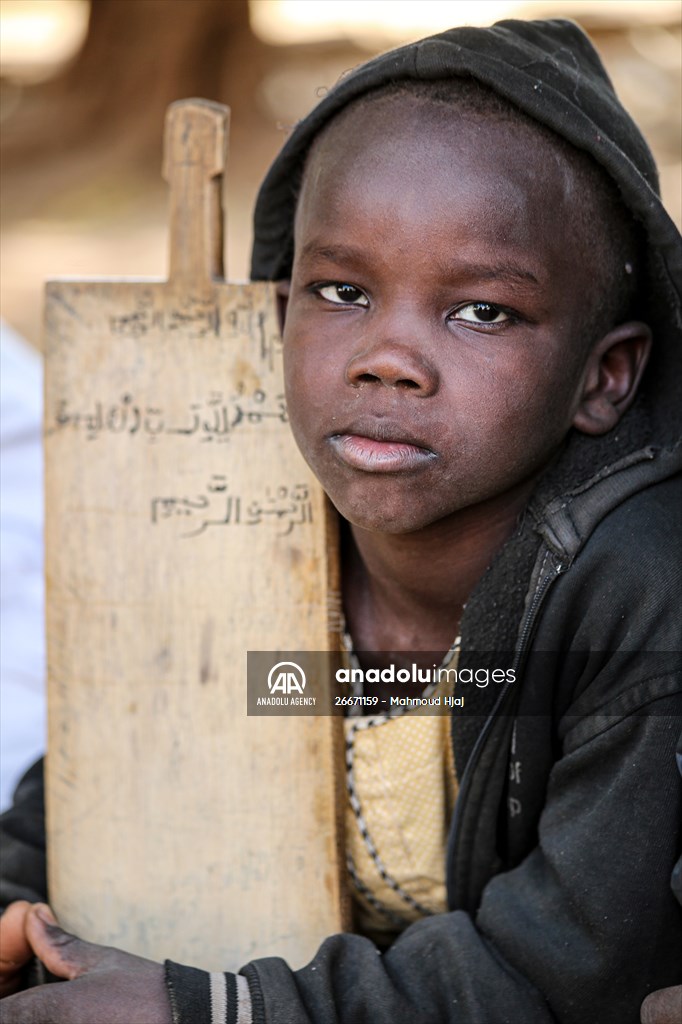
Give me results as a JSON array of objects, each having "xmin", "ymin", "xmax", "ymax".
[{"xmin": 328, "ymin": 422, "xmax": 436, "ymax": 473}]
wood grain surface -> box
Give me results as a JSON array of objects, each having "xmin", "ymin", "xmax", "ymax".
[{"xmin": 43, "ymin": 100, "xmax": 348, "ymax": 971}]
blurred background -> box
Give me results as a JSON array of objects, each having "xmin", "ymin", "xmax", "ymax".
[
  {"xmin": 0, "ymin": 0, "xmax": 680, "ymax": 808},
  {"xmin": 1, "ymin": 0, "xmax": 681, "ymax": 347}
]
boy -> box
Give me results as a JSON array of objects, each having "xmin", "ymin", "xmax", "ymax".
[{"xmin": 0, "ymin": 17, "xmax": 680, "ymax": 1024}]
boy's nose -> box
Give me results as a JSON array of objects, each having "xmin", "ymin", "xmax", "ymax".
[{"xmin": 345, "ymin": 342, "xmax": 439, "ymax": 395}]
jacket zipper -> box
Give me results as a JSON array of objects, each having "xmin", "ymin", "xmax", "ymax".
[{"xmin": 512, "ymin": 552, "xmax": 565, "ymax": 673}]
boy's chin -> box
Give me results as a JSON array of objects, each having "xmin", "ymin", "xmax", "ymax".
[{"xmin": 330, "ymin": 495, "xmax": 441, "ymax": 536}]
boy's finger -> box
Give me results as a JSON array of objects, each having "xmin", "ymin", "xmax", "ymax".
[
  {"xmin": 640, "ymin": 986, "xmax": 682, "ymax": 1024},
  {"xmin": 0, "ymin": 901, "xmax": 32, "ymax": 974},
  {"xmin": 23, "ymin": 906, "xmax": 95, "ymax": 981}
]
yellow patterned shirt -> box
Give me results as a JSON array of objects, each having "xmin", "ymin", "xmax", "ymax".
[{"xmin": 343, "ymin": 641, "xmax": 460, "ymax": 945}]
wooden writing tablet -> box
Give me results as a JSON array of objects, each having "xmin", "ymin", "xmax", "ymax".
[{"xmin": 44, "ymin": 99, "xmax": 348, "ymax": 971}]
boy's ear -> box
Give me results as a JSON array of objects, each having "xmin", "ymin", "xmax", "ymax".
[
  {"xmin": 275, "ymin": 280, "xmax": 291, "ymax": 333},
  {"xmin": 572, "ymin": 321, "xmax": 652, "ymax": 436}
]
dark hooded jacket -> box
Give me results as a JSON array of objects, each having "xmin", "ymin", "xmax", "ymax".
[{"xmin": 2, "ymin": 17, "xmax": 681, "ymax": 1024}]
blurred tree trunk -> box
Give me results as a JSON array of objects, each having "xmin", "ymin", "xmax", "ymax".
[{"xmin": 2, "ymin": 0, "xmax": 271, "ymax": 169}]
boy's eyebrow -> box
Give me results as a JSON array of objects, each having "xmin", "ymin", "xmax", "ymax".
[
  {"xmin": 298, "ymin": 243, "xmax": 541, "ymax": 287},
  {"xmin": 298, "ymin": 242, "xmax": 367, "ymax": 265},
  {"xmin": 460, "ymin": 261, "xmax": 541, "ymax": 287}
]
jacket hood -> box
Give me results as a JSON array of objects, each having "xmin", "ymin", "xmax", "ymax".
[{"xmin": 251, "ymin": 17, "xmax": 681, "ymax": 458}]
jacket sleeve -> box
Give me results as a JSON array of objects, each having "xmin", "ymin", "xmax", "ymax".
[
  {"xmin": 0, "ymin": 757, "xmax": 48, "ymax": 911},
  {"xmin": 164, "ymin": 696, "xmax": 682, "ymax": 1024}
]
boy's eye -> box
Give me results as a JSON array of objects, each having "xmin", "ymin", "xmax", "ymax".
[
  {"xmin": 451, "ymin": 302, "xmax": 510, "ymax": 325},
  {"xmin": 316, "ymin": 283, "xmax": 369, "ymax": 307}
]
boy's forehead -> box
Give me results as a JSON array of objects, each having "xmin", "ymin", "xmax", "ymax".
[{"xmin": 296, "ymin": 95, "xmax": 579, "ymax": 272}]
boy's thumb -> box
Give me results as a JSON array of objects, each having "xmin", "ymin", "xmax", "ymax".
[
  {"xmin": 32, "ymin": 905, "xmax": 57, "ymax": 926},
  {"xmin": 24, "ymin": 904, "xmax": 94, "ymax": 980}
]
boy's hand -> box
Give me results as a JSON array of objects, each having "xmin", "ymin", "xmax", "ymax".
[
  {"xmin": 0, "ymin": 905, "xmax": 172, "ymax": 1023},
  {"xmin": 0, "ymin": 902, "xmax": 33, "ymax": 997}
]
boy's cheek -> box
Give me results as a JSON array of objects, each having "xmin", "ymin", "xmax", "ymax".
[
  {"xmin": 283, "ymin": 327, "xmax": 345, "ymax": 425},
  {"xmin": 282, "ymin": 314, "xmax": 583, "ymax": 510}
]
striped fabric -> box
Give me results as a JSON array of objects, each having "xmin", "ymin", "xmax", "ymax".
[{"xmin": 165, "ymin": 961, "xmax": 252, "ymax": 1024}]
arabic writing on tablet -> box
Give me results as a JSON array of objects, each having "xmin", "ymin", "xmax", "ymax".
[
  {"xmin": 150, "ymin": 477, "xmax": 313, "ymax": 538},
  {"xmin": 51, "ymin": 389, "xmax": 288, "ymax": 442},
  {"xmin": 104, "ymin": 293, "xmax": 282, "ymax": 371}
]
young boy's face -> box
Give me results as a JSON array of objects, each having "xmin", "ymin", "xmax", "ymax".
[{"xmin": 282, "ymin": 96, "xmax": 604, "ymax": 535}]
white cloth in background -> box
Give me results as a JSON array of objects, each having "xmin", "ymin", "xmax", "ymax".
[{"xmin": 0, "ymin": 320, "xmax": 46, "ymax": 811}]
